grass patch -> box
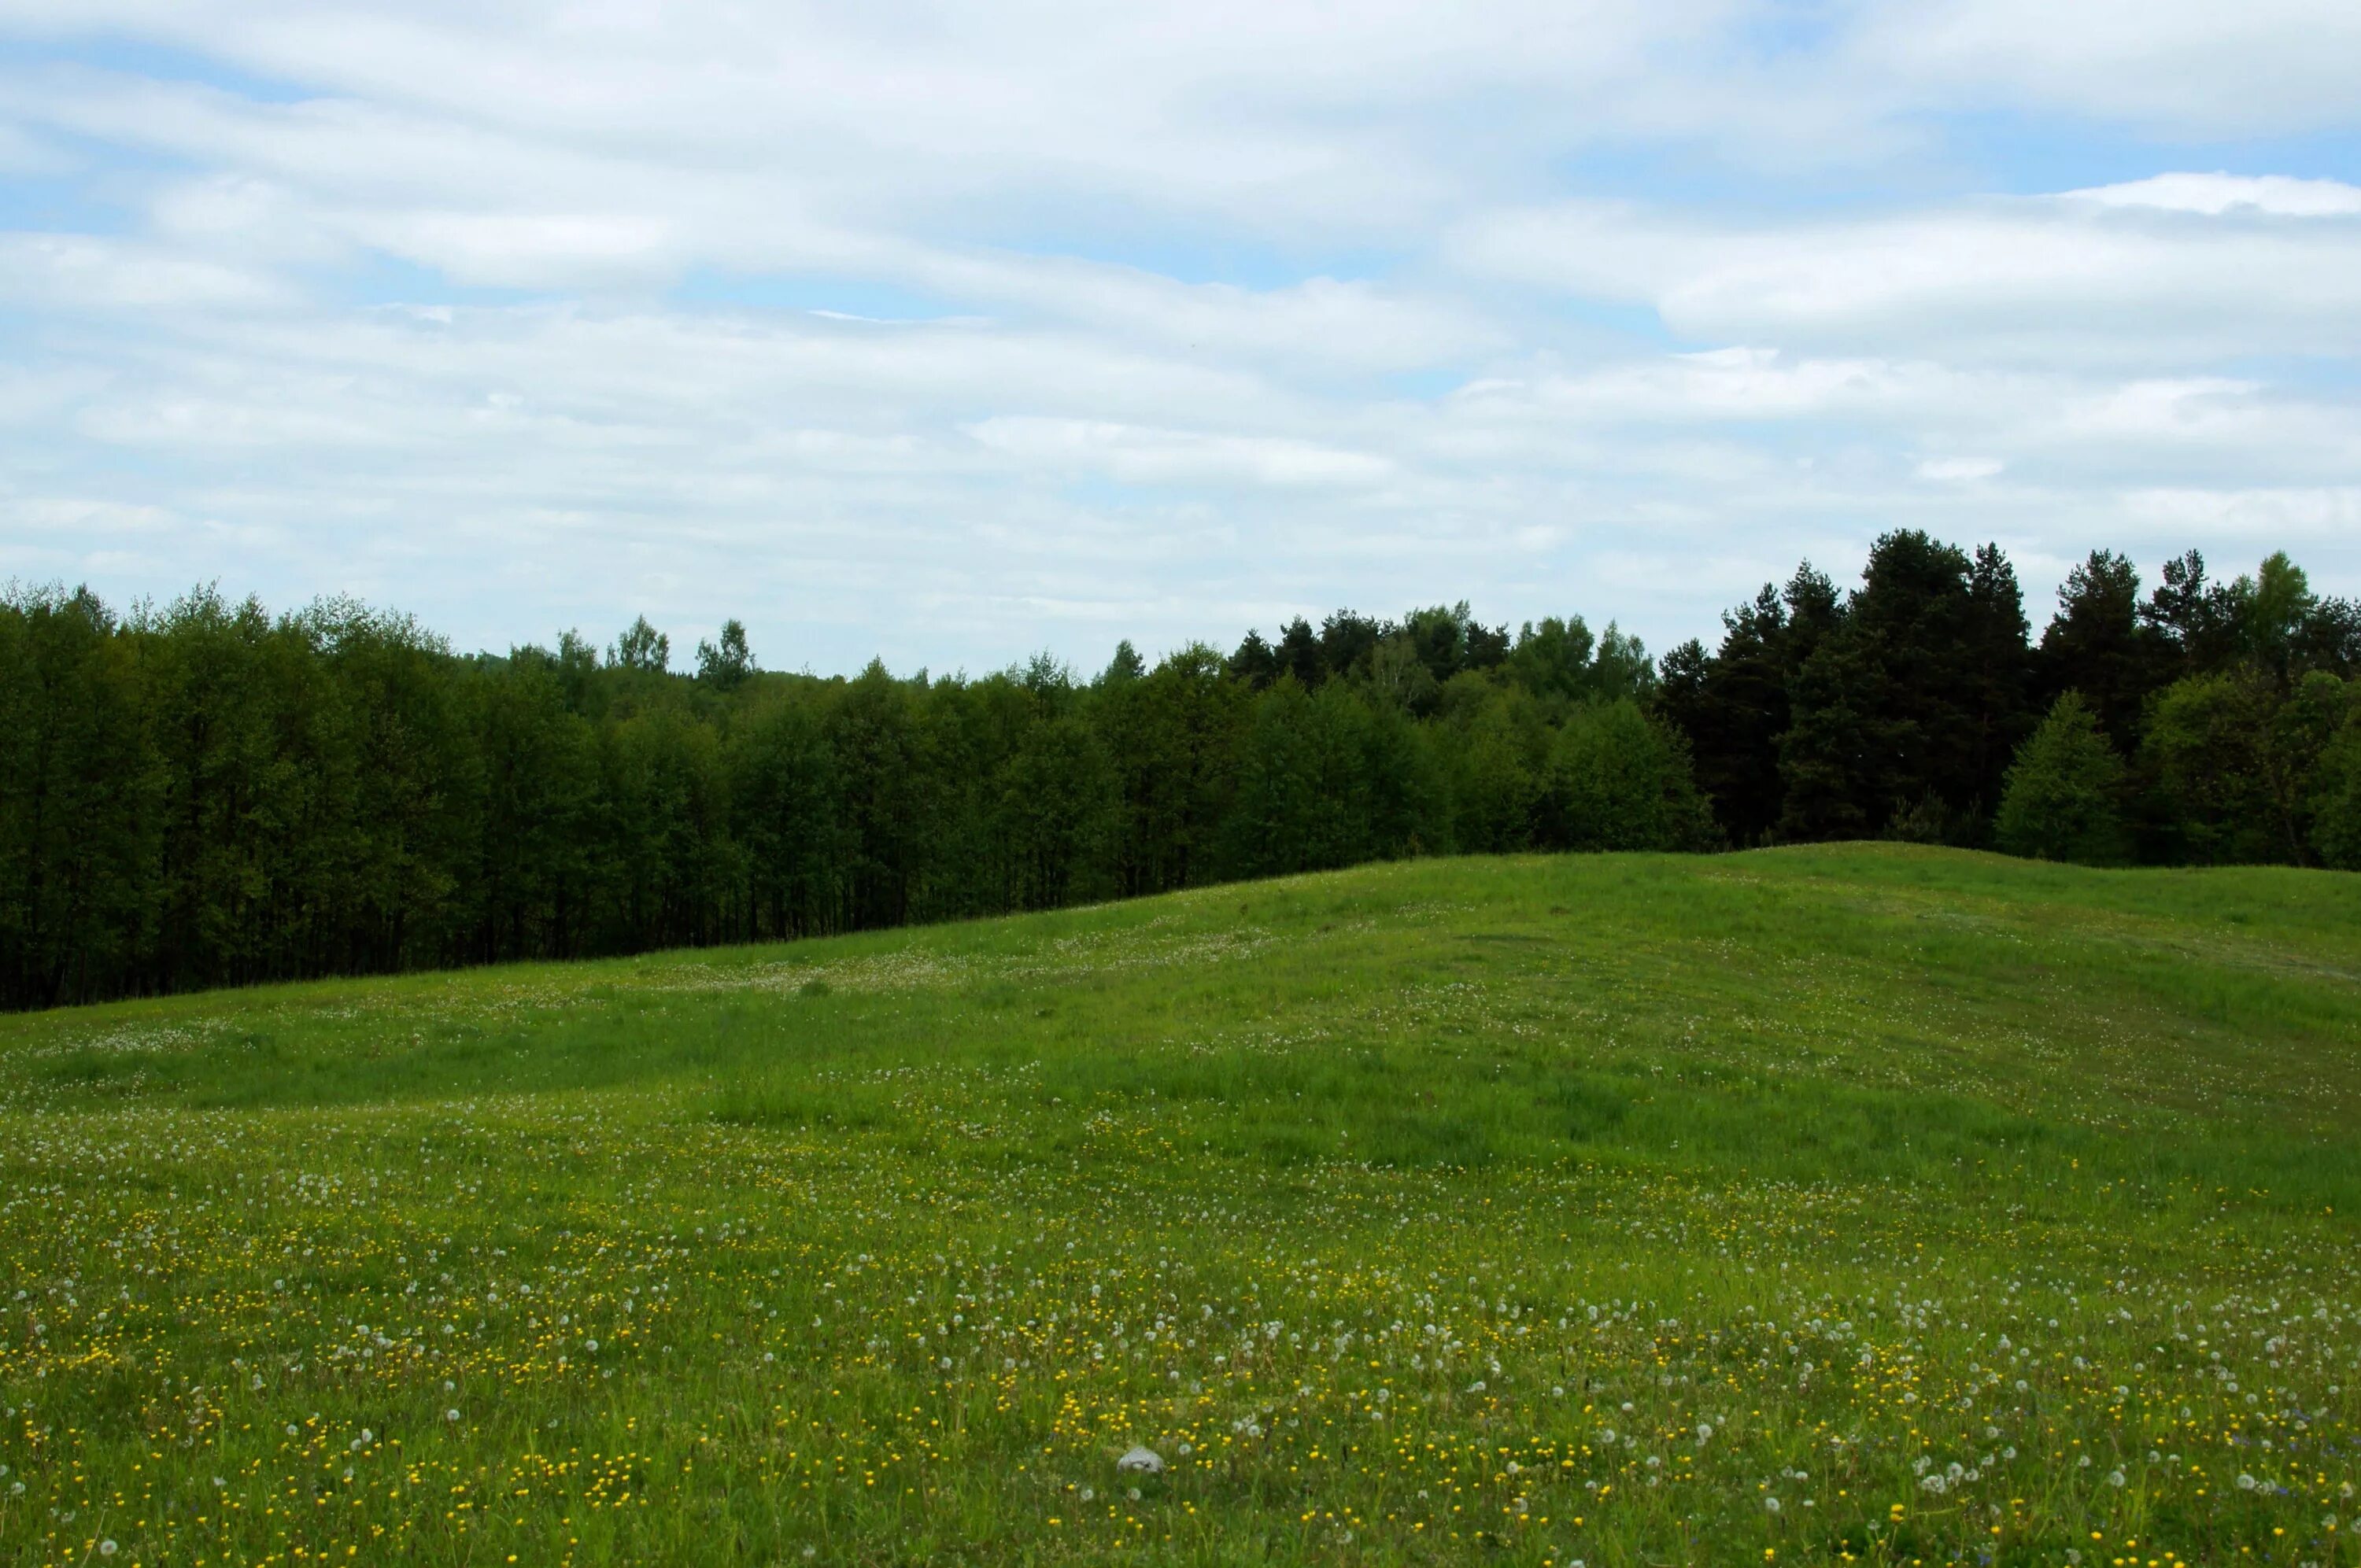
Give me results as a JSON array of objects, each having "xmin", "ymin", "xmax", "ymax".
[{"xmin": 1, "ymin": 845, "xmax": 2357, "ymax": 1565}]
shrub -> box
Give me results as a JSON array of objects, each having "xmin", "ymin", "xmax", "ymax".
[
  {"xmin": 1546, "ymin": 700, "xmax": 1720, "ymax": 852},
  {"xmin": 1996, "ymin": 692, "xmax": 2130, "ymax": 865}
]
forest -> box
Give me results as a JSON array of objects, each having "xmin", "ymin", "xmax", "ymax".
[{"xmin": 4, "ymin": 531, "xmax": 2359, "ymax": 1009}]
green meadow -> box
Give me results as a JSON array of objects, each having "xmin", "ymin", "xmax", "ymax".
[{"xmin": 2, "ymin": 845, "xmax": 2358, "ymax": 1567}]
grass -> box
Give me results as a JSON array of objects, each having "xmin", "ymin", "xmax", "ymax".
[{"xmin": 1, "ymin": 843, "xmax": 2358, "ymax": 1566}]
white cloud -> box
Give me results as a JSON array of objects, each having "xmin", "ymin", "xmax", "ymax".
[
  {"xmin": 2117, "ymin": 485, "xmax": 2361, "ymax": 539},
  {"xmin": 1459, "ymin": 186, "xmax": 2361, "ymax": 362},
  {"xmin": 0, "ymin": 233, "xmax": 286, "ymax": 309},
  {"xmin": 1853, "ymin": 0, "xmax": 2361, "ymax": 136},
  {"xmin": 2064, "ymin": 173, "xmax": 2361, "ymax": 218},
  {"xmin": 965, "ymin": 418, "xmax": 1395, "ymax": 489},
  {"xmin": 0, "ymin": 2, "xmax": 2358, "ymax": 662},
  {"xmin": 1917, "ymin": 457, "xmax": 2004, "ymax": 482}
]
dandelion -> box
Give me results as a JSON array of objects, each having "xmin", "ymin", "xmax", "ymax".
[
  {"xmin": 2106, "ymin": 1470, "xmax": 2126, "ymax": 1488},
  {"xmin": 2238, "ymin": 1474, "xmax": 2259, "ymax": 1491},
  {"xmin": 447, "ymin": 1408, "xmax": 462, "ymax": 1422},
  {"xmin": 1764, "ymin": 1497, "xmax": 1781, "ymax": 1514},
  {"xmin": 98, "ymin": 1543, "xmax": 117, "ymax": 1558}
]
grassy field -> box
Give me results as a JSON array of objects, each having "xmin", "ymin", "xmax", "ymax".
[{"xmin": 2, "ymin": 846, "xmax": 2359, "ymax": 1567}]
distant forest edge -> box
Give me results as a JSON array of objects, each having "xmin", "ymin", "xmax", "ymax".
[{"xmin": 6, "ymin": 532, "xmax": 2361, "ymax": 1009}]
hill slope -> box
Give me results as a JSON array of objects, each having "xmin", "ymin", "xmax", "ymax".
[{"xmin": 2, "ymin": 847, "xmax": 2358, "ymax": 1565}]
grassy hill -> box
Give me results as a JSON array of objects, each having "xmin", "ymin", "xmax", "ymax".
[{"xmin": 2, "ymin": 846, "xmax": 2357, "ymax": 1566}]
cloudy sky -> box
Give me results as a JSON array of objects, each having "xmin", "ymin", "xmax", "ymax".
[{"xmin": 2, "ymin": 1, "xmax": 2359, "ymax": 675}]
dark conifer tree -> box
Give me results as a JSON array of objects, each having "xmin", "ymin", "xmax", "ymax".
[
  {"xmin": 1319, "ymin": 610, "xmax": 1388, "ymax": 681},
  {"xmin": 1102, "ymin": 640, "xmax": 1146, "ymax": 684},
  {"xmin": 1778, "ymin": 531, "xmax": 2030, "ymax": 841},
  {"xmin": 1656, "ymin": 585, "xmax": 1789, "ymax": 844},
  {"xmin": 1277, "ymin": 618, "xmax": 1324, "ymax": 687},
  {"xmin": 2036, "ymin": 551, "xmax": 2172, "ymax": 751},
  {"xmin": 1229, "ymin": 629, "xmax": 1280, "ymax": 689}
]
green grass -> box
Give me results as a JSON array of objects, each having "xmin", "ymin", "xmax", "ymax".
[{"xmin": 2, "ymin": 844, "xmax": 2359, "ymax": 1566}]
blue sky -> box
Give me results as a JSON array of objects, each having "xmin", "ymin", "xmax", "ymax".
[{"xmin": 2, "ymin": 1, "xmax": 2358, "ymax": 675}]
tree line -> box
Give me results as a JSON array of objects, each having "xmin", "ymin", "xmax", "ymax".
[
  {"xmin": 3, "ymin": 533, "xmax": 2357, "ymax": 1009},
  {"xmin": 1657, "ymin": 537, "xmax": 2361, "ymax": 869}
]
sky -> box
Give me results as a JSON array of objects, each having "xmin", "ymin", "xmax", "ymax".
[{"xmin": 2, "ymin": 1, "xmax": 2359, "ymax": 677}]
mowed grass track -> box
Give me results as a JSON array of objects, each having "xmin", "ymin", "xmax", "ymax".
[{"xmin": 2, "ymin": 847, "xmax": 2359, "ymax": 1568}]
